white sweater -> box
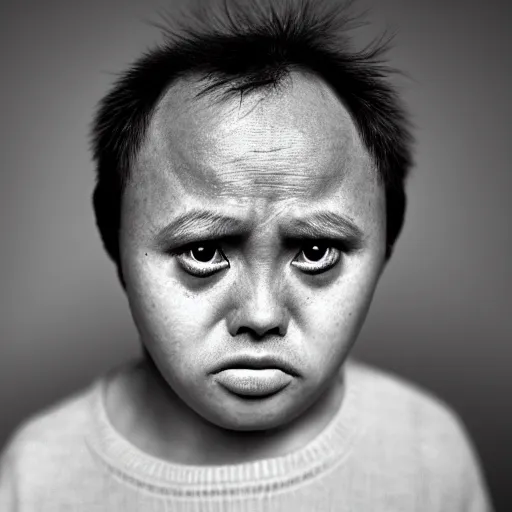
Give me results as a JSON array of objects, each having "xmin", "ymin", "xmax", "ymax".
[{"xmin": 0, "ymin": 359, "xmax": 494, "ymax": 511}]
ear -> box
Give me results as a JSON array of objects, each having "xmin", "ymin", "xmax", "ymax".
[
  {"xmin": 92, "ymin": 179, "xmax": 125, "ymax": 288},
  {"xmin": 385, "ymin": 185, "xmax": 407, "ymax": 259}
]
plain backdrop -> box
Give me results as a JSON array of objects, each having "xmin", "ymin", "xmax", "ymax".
[{"xmin": 0, "ymin": 0, "xmax": 510, "ymax": 509}]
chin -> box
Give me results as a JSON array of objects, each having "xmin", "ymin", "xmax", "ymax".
[
  {"xmin": 195, "ymin": 387, "xmax": 314, "ymax": 433},
  {"xmin": 208, "ymin": 408, "xmax": 299, "ymax": 432}
]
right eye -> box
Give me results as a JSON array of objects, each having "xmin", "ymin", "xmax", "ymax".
[{"xmin": 173, "ymin": 242, "xmax": 230, "ymax": 277}]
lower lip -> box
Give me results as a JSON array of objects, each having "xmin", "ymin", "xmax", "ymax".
[{"xmin": 214, "ymin": 369, "xmax": 293, "ymax": 397}]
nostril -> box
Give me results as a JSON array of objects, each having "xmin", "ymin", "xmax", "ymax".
[
  {"xmin": 226, "ymin": 300, "xmax": 290, "ymax": 338},
  {"xmin": 236, "ymin": 325, "xmax": 282, "ymax": 338}
]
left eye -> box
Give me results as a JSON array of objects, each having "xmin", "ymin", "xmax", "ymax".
[
  {"xmin": 291, "ymin": 242, "xmax": 341, "ymax": 274},
  {"xmin": 174, "ymin": 242, "xmax": 229, "ymax": 277}
]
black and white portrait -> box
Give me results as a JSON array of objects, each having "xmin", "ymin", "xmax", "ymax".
[{"xmin": 0, "ymin": 0, "xmax": 508, "ymax": 510}]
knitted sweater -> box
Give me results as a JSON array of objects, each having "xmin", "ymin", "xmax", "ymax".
[{"xmin": 0, "ymin": 359, "xmax": 493, "ymax": 511}]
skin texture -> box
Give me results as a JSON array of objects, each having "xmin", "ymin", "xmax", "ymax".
[{"xmin": 109, "ymin": 71, "xmax": 387, "ymax": 465}]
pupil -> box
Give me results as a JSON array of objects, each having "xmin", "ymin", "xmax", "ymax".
[
  {"xmin": 191, "ymin": 245, "xmax": 216, "ymax": 263},
  {"xmin": 303, "ymin": 244, "xmax": 327, "ymax": 262}
]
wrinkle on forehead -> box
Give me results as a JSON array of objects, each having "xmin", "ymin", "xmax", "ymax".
[{"xmin": 134, "ymin": 71, "xmax": 376, "ymax": 203}]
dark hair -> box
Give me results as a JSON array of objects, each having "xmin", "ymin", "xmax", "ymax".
[{"xmin": 91, "ymin": 0, "xmax": 413, "ymax": 284}]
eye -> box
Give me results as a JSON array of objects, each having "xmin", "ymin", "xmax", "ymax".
[
  {"xmin": 291, "ymin": 241, "xmax": 341, "ymax": 274},
  {"xmin": 173, "ymin": 242, "xmax": 229, "ymax": 277}
]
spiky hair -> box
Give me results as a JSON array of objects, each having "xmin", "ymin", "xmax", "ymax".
[{"xmin": 91, "ymin": 0, "xmax": 413, "ymax": 281}]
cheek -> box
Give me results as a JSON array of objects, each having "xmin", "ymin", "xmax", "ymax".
[
  {"xmin": 299, "ymin": 262, "xmax": 381, "ymax": 356},
  {"xmin": 123, "ymin": 250, "xmax": 219, "ymax": 348}
]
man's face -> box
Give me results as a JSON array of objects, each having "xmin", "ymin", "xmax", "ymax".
[{"xmin": 119, "ymin": 72, "xmax": 386, "ymax": 431}]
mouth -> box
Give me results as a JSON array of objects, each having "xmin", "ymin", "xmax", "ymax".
[
  {"xmin": 214, "ymin": 368, "xmax": 293, "ymax": 397},
  {"xmin": 211, "ymin": 354, "xmax": 299, "ymax": 398},
  {"xmin": 212, "ymin": 354, "xmax": 299, "ymax": 376}
]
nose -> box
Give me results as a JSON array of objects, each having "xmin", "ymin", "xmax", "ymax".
[{"xmin": 226, "ymin": 273, "xmax": 289, "ymax": 338}]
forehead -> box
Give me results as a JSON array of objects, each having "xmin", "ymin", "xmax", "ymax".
[{"xmin": 130, "ymin": 71, "xmax": 380, "ymax": 225}]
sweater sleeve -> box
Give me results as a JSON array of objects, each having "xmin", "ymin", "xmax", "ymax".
[
  {"xmin": 461, "ymin": 433, "xmax": 494, "ymax": 512},
  {"xmin": 0, "ymin": 437, "xmax": 18, "ymax": 512},
  {"xmin": 414, "ymin": 385, "xmax": 495, "ymax": 512}
]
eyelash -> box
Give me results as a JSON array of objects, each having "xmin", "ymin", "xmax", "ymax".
[
  {"xmin": 171, "ymin": 242, "xmax": 230, "ymax": 277},
  {"xmin": 169, "ymin": 240, "xmax": 343, "ymax": 278}
]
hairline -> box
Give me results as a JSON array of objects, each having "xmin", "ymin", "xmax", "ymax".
[{"xmin": 129, "ymin": 66, "xmax": 381, "ymax": 191}]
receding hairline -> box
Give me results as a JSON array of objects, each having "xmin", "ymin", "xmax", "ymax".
[
  {"xmin": 155, "ymin": 65, "xmax": 348, "ymax": 115},
  {"xmin": 135, "ymin": 67, "xmax": 373, "ymax": 175}
]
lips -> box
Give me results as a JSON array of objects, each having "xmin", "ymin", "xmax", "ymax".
[
  {"xmin": 215, "ymin": 369, "xmax": 292, "ymax": 397},
  {"xmin": 212, "ymin": 354, "xmax": 299, "ymax": 376},
  {"xmin": 211, "ymin": 354, "xmax": 298, "ymax": 397}
]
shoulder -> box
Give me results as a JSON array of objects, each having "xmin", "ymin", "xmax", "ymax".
[
  {"xmin": 0, "ymin": 379, "xmax": 101, "ymax": 491},
  {"xmin": 345, "ymin": 359, "xmax": 493, "ymax": 510},
  {"xmin": 2, "ymin": 381, "xmax": 97, "ymax": 452},
  {"xmin": 347, "ymin": 357, "xmax": 469, "ymax": 441}
]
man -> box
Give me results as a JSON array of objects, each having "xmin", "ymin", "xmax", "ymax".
[{"xmin": 0, "ymin": 0, "xmax": 493, "ymax": 510}]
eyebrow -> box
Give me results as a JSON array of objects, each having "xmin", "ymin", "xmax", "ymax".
[
  {"xmin": 155, "ymin": 209, "xmax": 249, "ymax": 248},
  {"xmin": 155, "ymin": 208, "xmax": 365, "ymax": 249},
  {"xmin": 281, "ymin": 211, "xmax": 365, "ymax": 250}
]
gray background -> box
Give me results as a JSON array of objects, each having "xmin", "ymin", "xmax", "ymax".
[{"xmin": 0, "ymin": 0, "xmax": 509, "ymax": 509}]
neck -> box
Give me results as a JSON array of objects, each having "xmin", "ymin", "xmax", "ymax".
[{"xmin": 106, "ymin": 352, "xmax": 346, "ymax": 466}]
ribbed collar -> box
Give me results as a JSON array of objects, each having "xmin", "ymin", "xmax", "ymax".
[{"xmin": 85, "ymin": 360, "xmax": 364, "ymax": 498}]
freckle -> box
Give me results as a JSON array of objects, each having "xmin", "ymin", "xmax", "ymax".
[{"xmin": 145, "ymin": 253, "xmax": 148, "ymax": 256}]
